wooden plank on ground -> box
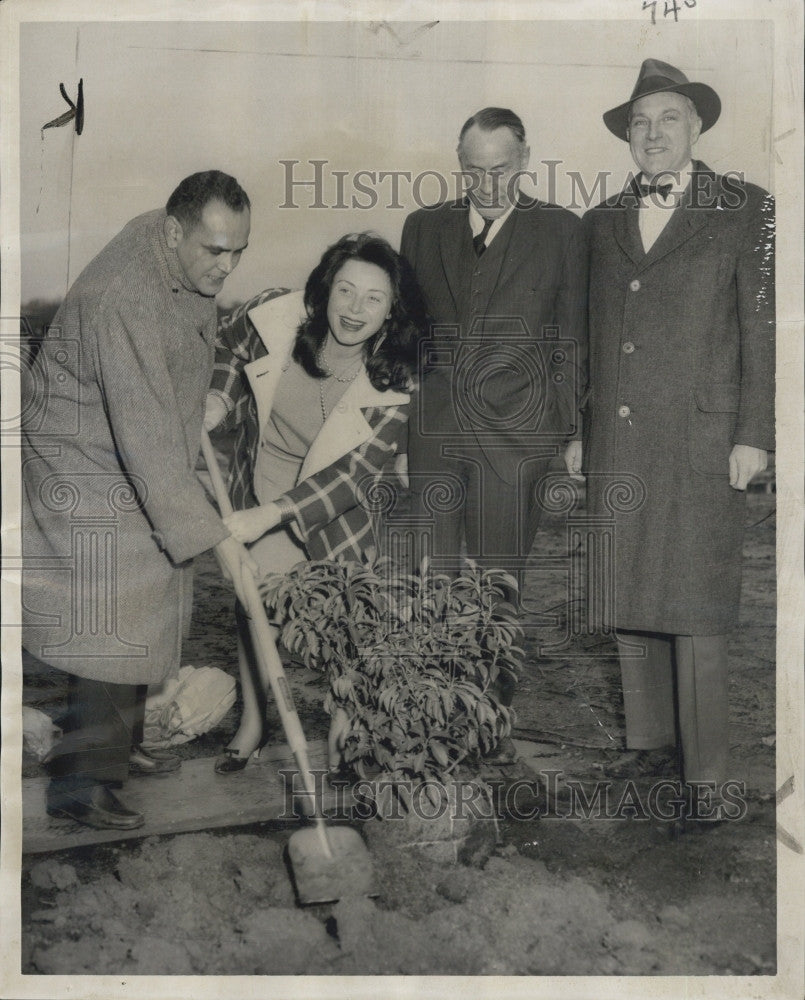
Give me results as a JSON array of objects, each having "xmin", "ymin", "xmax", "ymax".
[
  {"xmin": 23, "ymin": 739, "xmax": 337, "ymax": 855},
  {"xmin": 25, "ymin": 736, "xmax": 770, "ymax": 854}
]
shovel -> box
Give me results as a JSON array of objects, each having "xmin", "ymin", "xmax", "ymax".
[{"xmin": 200, "ymin": 428, "xmax": 375, "ymax": 904}]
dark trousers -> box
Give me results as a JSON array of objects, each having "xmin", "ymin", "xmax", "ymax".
[
  {"xmin": 44, "ymin": 675, "xmax": 146, "ymax": 791},
  {"xmin": 616, "ymin": 630, "xmax": 730, "ymax": 786},
  {"xmin": 408, "ymin": 374, "xmax": 552, "ymax": 580},
  {"xmin": 409, "ymin": 399, "xmax": 551, "ymax": 707},
  {"xmin": 409, "ymin": 448, "xmax": 549, "ymax": 572}
]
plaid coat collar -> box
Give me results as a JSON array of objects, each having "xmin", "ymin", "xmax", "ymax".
[
  {"xmin": 302, "ymin": 371, "xmax": 408, "ymax": 479},
  {"xmin": 245, "ymin": 290, "xmax": 409, "ymax": 481}
]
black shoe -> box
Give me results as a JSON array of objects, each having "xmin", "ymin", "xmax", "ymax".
[
  {"xmin": 668, "ymin": 804, "xmax": 730, "ymax": 838},
  {"xmin": 604, "ymin": 747, "xmax": 678, "ymax": 780},
  {"xmin": 46, "ymin": 784, "xmax": 145, "ymax": 830},
  {"xmin": 129, "ymin": 744, "xmax": 181, "ymax": 776},
  {"xmin": 214, "ymin": 746, "xmax": 259, "ymax": 775},
  {"xmin": 483, "ymin": 736, "xmax": 519, "ymax": 766}
]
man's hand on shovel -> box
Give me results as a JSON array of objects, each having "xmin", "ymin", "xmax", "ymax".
[{"xmin": 213, "ymin": 534, "xmax": 260, "ymax": 608}]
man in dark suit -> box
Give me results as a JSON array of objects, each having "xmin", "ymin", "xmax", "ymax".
[
  {"xmin": 566, "ymin": 61, "xmax": 774, "ymax": 814},
  {"xmin": 401, "ymin": 108, "xmax": 587, "ymax": 754}
]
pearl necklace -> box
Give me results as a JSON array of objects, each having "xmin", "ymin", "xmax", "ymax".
[{"xmin": 317, "ymin": 347, "xmax": 363, "ymax": 422}]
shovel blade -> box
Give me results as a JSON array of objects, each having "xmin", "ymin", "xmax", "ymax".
[{"xmin": 288, "ymin": 825, "xmax": 376, "ymax": 904}]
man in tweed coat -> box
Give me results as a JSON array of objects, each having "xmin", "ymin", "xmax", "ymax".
[
  {"xmin": 565, "ymin": 61, "xmax": 774, "ymax": 810},
  {"xmin": 22, "ymin": 171, "xmax": 255, "ymax": 829}
]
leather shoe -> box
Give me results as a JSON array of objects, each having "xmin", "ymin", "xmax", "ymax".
[
  {"xmin": 129, "ymin": 744, "xmax": 181, "ymax": 776},
  {"xmin": 46, "ymin": 784, "xmax": 145, "ymax": 830},
  {"xmin": 483, "ymin": 735, "xmax": 519, "ymax": 766},
  {"xmin": 668, "ymin": 802, "xmax": 731, "ymax": 839},
  {"xmin": 603, "ymin": 747, "xmax": 678, "ymax": 780}
]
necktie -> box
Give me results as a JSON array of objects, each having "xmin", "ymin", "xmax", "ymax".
[
  {"xmin": 637, "ymin": 180, "xmax": 673, "ymax": 201},
  {"xmin": 473, "ymin": 217, "xmax": 493, "ymax": 256}
]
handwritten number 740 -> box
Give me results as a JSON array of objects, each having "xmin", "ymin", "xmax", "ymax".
[{"xmin": 642, "ymin": 0, "xmax": 696, "ymax": 24}]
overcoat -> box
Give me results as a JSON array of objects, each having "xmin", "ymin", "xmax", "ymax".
[
  {"xmin": 22, "ymin": 210, "xmax": 228, "ymax": 684},
  {"xmin": 400, "ymin": 196, "xmax": 588, "ymax": 485},
  {"xmin": 210, "ymin": 289, "xmax": 410, "ymax": 563},
  {"xmin": 582, "ymin": 164, "xmax": 775, "ymax": 634}
]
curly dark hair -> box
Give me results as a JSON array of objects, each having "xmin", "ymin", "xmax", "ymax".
[{"xmin": 293, "ymin": 233, "xmax": 426, "ymax": 392}]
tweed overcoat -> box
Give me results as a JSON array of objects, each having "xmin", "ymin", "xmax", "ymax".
[
  {"xmin": 582, "ymin": 164, "xmax": 775, "ymax": 634},
  {"xmin": 22, "ymin": 210, "xmax": 229, "ymax": 684},
  {"xmin": 400, "ymin": 196, "xmax": 588, "ymax": 485}
]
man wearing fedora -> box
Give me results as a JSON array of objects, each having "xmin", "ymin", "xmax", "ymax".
[{"xmin": 565, "ymin": 60, "xmax": 775, "ymax": 813}]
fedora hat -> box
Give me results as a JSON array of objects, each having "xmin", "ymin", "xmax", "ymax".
[{"xmin": 604, "ymin": 59, "xmax": 721, "ymax": 140}]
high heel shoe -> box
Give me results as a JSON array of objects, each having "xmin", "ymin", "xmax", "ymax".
[
  {"xmin": 326, "ymin": 759, "xmax": 355, "ymax": 788},
  {"xmin": 214, "ymin": 745, "xmax": 261, "ymax": 775}
]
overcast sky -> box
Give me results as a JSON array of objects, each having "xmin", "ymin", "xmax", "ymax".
[{"xmin": 20, "ymin": 18, "xmax": 773, "ymax": 305}]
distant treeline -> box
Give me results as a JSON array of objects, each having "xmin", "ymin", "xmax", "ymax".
[
  {"xmin": 21, "ymin": 300, "xmax": 61, "ymax": 337},
  {"xmin": 21, "ymin": 300, "xmax": 241, "ymax": 338}
]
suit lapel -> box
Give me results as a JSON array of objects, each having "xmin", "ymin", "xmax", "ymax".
[
  {"xmin": 477, "ymin": 199, "xmax": 523, "ymax": 311},
  {"xmin": 614, "ymin": 163, "xmax": 717, "ymax": 272},
  {"xmin": 439, "ymin": 202, "xmax": 471, "ymax": 310},
  {"xmin": 612, "ymin": 179, "xmax": 646, "ymax": 267},
  {"xmin": 639, "ymin": 163, "xmax": 715, "ymax": 269}
]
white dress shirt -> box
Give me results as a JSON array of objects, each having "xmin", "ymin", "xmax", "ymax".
[
  {"xmin": 468, "ymin": 199, "xmax": 517, "ymax": 250},
  {"xmin": 638, "ymin": 161, "xmax": 693, "ymax": 252}
]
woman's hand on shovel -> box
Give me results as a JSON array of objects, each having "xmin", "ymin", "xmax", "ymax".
[
  {"xmin": 224, "ymin": 504, "xmax": 281, "ymax": 544},
  {"xmin": 213, "ymin": 535, "xmax": 260, "ymax": 607}
]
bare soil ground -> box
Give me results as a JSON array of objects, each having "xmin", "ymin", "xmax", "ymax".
[{"xmin": 20, "ymin": 489, "xmax": 777, "ymax": 977}]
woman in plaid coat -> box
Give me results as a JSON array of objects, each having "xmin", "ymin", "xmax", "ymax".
[{"xmin": 204, "ymin": 234, "xmax": 426, "ymax": 772}]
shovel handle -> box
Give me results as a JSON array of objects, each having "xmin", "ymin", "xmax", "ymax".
[
  {"xmin": 200, "ymin": 429, "xmax": 332, "ymax": 855},
  {"xmin": 200, "ymin": 429, "xmax": 235, "ymax": 519}
]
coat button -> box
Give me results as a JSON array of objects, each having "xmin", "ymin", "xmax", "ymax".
[
  {"xmin": 618, "ymin": 405, "xmax": 631, "ymax": 418},
  {"xmin": 622, "ymin": 342, "xmax": 635, "ymax": 354},
  {"xmin": 629, "ymin": 279, "xmax": 640, "ymax": 291},
  {"xmin": 336, "ymin": 403, "xmax": 347, "ymax": 413}
]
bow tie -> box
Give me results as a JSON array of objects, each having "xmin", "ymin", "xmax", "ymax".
[{"xmin": 636, "ymin": 180, "xmax": 673, "ymax": 201}]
